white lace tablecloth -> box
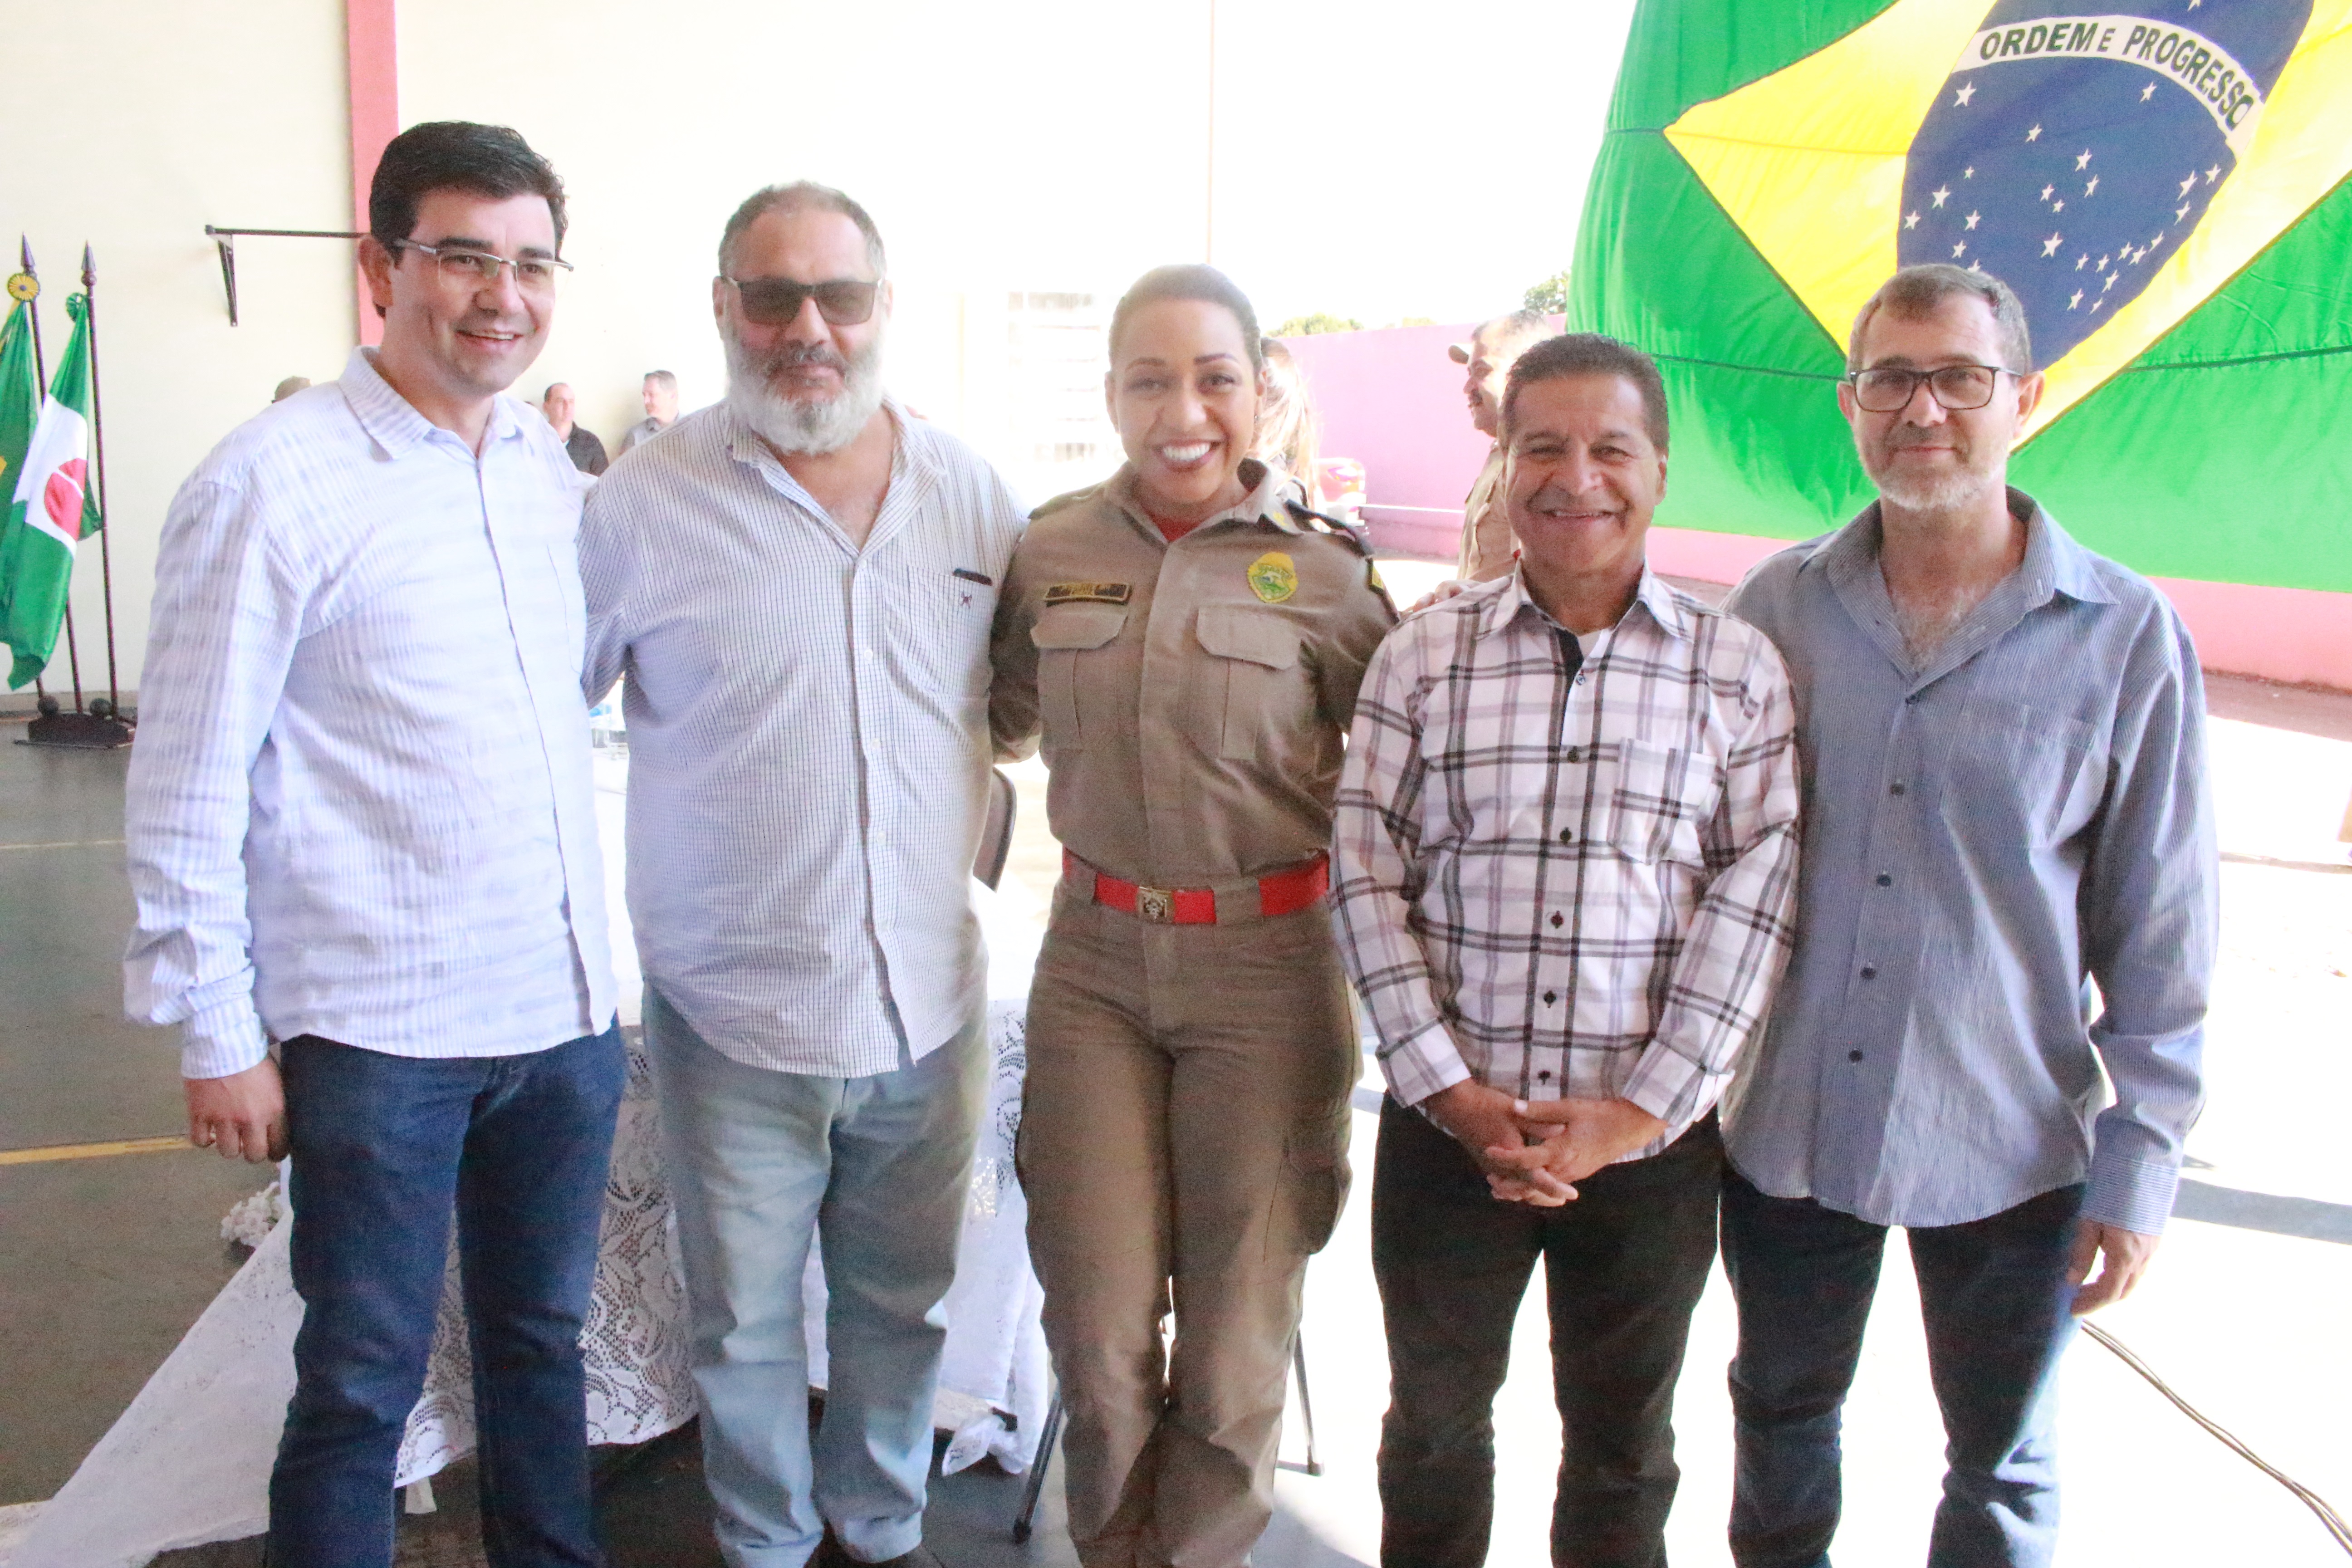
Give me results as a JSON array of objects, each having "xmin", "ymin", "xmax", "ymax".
[{"xmin": 10, "ymin": 904, "xmax": 1049, "ymax": 1568}]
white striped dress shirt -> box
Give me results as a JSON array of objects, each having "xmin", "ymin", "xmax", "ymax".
[
  {"xmin": 581, "ymin": 403, "xmax": 1027, "ymax": 1077},
  {"xmin": 1332, "ymin": 568, "xmax": 1801, "ymax": 1158},
  {"xmin": 124, "ymin": 348, "xmax": 616, "ymax": 1078}
]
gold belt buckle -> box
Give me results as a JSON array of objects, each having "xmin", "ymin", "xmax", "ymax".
[{"xmin": 1135, "ymin": 885, "xmax": 1175, "ymax": 923}]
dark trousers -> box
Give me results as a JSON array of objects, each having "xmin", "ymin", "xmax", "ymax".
[
  {"xmin": 1719, "ymin": 1170, "xmax": 2082, "ymax": 1568},
  {"xmin": 1371, "ymin": 1097, "xmax": 1722, "ymax": 1568},
  {"xmin": 269, "ymin": 1025, "xmax": 625, "ymax": 1568}
]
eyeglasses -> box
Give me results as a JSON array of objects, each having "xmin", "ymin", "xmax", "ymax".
[
  {"xmin": 725, "ymin": 275, "xmax": 881, "ymax": 327},
  {"xmin": 1846, "ymin": 363, "xmax": 2014, "ymax": 413},
  {"xmin": 393, "ymin": 241, "xmax": 573, "ymax": 294}
]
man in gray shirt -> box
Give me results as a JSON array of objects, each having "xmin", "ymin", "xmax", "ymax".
[
  {"xmin": 1719, "ymin": 264, "xmax": 2215, "ymax": 1568},
  {"xmin": 580, "ymin": 181, "xmax": 1024, "ymax": 1568}
]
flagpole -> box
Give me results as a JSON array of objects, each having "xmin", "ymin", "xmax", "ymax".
[
  {"xmin": 17, "ymin": 237, "xmax": 48, "ymax": 708},
  {"xmin": 16, "ymin": 239, "xmax": 84, "ymax": 715},
  {"xmin": 81, "ymin": 246, "xmax": 121, "ymax": 722}
]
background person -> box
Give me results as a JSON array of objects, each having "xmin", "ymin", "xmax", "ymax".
[
  {"xmin": 270, "ymin": 374, "xmax": 310, "ymax": 402},
  {"xmin": 542, "ymin": 379, "xmax": 608, "ymax": 474},
  {"xmin": 1719, "ymin": 263, "xmax": 2217, "ymax": 1568},
  {"xmin": 123, "ymin": 121, "xmax": 621, "ymax": 1567},
  {"xmin": 580, "ymin": 181, "xmax": 1025, "ymax": 1568},
  {"xmin": 1332, "ymin": 333, "xmax": 1799, "ymax": 1568},
  {"xmin": 619, "ymin": 368, "xmax": 681, "ymax": 453},
  {"xmin": 1251, "ymin": 334, "xmax": 1323, "ymax": 506},
  {"xmin": 989, "ymin": 263, "xmax": 1394, "ymax": 1568},
  {"xmin": 1449, "ymin": 308, "xmax": 1552, "ymax": 582}
]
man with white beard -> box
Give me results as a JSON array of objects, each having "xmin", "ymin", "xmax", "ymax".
[{"xmin": 579, "ymin": 181, "xmax": 1027, "ymax": 1568}]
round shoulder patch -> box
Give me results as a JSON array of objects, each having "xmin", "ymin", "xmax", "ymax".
[{"xmin": 1247, "ymin": 550, "xmax": 1298, "ymax": 604}]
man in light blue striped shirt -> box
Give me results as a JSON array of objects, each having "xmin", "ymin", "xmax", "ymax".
[
  {"xmin": 581, "ymin": 182, "xmax": 1024, "ymax": 1568},
  {"xmin": 1718, "ymin": 265, "xmax": 2217, "ymax": 1568},
  {"xmin": 124, "ymin": 123, "xmax": 622, "ymax": 1566}
]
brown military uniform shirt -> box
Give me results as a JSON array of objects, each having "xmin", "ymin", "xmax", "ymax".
[
  {"xmin": 1454, "ymin": 445, "xmax": 1515, "ymax": 583},
  {"xmin": 990, "ymin": 459, "xmax": 1397, "ymax": 889}
]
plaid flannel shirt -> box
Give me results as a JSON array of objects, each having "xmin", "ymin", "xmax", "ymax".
[{"xmin": 1331, "ymin": 567, "xmax": 1801, "ymax": 1159}]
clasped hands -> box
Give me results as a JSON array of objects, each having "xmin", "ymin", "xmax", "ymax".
[{"xmin": 1423, "ymin": 1080, "xmax": 1666, "ymax": 1205}]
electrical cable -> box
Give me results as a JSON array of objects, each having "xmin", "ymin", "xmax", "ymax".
[{"xmin": 2082, "ymin": 1320, "xmax": 2352, "ymax": 1556}]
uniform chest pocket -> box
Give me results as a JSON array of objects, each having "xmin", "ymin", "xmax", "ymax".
[
  {"xmin": 1601, "ymin": 738, "xmax": 1716, "ymax": 865},
  {"xmin": 1195, "ymin": 604, "xmax": 1303, "ymax": 761},
  {"xmin": 1033, "ymin": 603, "xmax": 1127, "ymax": 750}
]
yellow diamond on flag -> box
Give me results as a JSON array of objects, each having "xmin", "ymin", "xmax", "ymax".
[{"xmin": 1663, "ymin": 0, "xmax": 2352, "ymax": 438}]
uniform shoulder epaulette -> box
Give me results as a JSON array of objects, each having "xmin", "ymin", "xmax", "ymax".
[
  {"xmin": 1029, "ymin": 483, "xmax": 1102, "ymax": 523},
  {"xmin": 1283, "ymin": 498, "xmax": 1373, "ymax": 557}
]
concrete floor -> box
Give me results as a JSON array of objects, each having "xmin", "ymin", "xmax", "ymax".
[{"xmin": 6, "ymin": 587, "xmax": 2352, "ymax": 1564}]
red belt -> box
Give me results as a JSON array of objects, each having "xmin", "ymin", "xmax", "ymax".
[{"xmin": 1065, "ymin": 849, "xmax": 1330, "ymax": 925}]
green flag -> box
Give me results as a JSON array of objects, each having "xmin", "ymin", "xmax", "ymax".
[
  {"xmin": 1572, "ymin": 0, "xmax": 2352, "ymax": 594},
  {"xmin": 0, "ymin": 296, "xmax": 39, "ymax": 622},
  {"xmin": 3, "ymin": 292, "xmax": 103, "ymax": 688}
]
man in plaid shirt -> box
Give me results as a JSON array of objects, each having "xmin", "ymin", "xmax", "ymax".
[{"xmin": 1332, "ymin": 333, "xmax": 1801, "ymax": 1568}]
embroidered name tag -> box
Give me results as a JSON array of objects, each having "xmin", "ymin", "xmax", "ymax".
[{"xmin": 1044, "ymin": 582, "xmax": 1133, "ymax": 605}]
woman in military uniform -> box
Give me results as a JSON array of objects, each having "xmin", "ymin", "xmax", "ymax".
[{"xmin": 990, "ymin": 264, "xmax": 1394, "ymax": 1568}]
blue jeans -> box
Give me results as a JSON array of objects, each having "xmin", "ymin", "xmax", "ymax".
[
  {"xmin": 1720, "ymin": 1170, "xmax": 2083, "ymax": 1568},
  {"xmin": 645, "ymin": 987, "xmax": 987, "ymax": 1568},
  {"xmin": 270, "ymin": 1024, "xmax": 625, "ymax": 1568}
]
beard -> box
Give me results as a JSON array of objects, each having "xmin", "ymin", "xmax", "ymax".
[
  {"xmin": 724, "ymin": 326, "xmax": 887, "ymax": 456},
  {"xmin": 1862, "ymin": 427, "xmax": 2003, "ymax": 514}
]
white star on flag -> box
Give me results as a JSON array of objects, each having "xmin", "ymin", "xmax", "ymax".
[
  {"xmin": 2085, "ymin": 176, "xmax": 2099, "ymax": 196},
  {"xmin": 1952, "ymin": 241, "xmax": 1967, "ymax": 257},
  {"xmin": 1965, "ymin": 211, "xmax": 1981, "ymax": 230},
  {"xmin": 1955, "ymin": 83, "xmax": 1976, "ymax": 106},
  {"xmin": 2040, "ymin": 184, "xmax": 2054, "ymax": 201},
  {"xmin": 2068, "ymin": 289, "xmax": 2083, "ymax": 309},
  {"xmin": 2027, "ymin": 125, "xmax": 2042, "ymax": 142},
  {"xmin": 2141, "ymin": 82, "xmax": 2157, "ymax": 101},
  {"xmin": 1904, "ymin": 211, "xmax": 1921, "ymax": 229},
  {"xmin": 2176, "ymin": 203, "xmax": 2190, "ymax": 221},
  {"xmin": 2075, "ymin": 254, "xmax": 2088, "ymax": 270},
  {"xmin": 1931, "ymin": 186, "xmax": 1950, "ymax": 207},
  {"xmin": 2052, "ymin": 200, "xmax": 2065, "ymax": 214},
  {"xmin": 2178, "ymin": 173, "xmax": 2198, "ymax": 197},
  {"xmin": 2042, "ymin": 234, "xmax": 2063, "ymax": 256},
  {"xmin": 2075, "ymin": 150, "xmax": 2093, "ymax": 170},
  {"xmin": 2206, "ymin": 165, "xmax": 2220, "ymax": 181}
]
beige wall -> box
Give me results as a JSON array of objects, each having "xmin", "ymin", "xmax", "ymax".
[
  {"xmin": 11, "ymin": 0, "xmax": 353, "ymax": 701},
  {"xmin": 10, "ymin": 0, "xmax": 1620, "ymax": 696}
]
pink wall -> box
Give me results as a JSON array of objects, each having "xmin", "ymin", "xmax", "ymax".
[{"xmin": 1280, "ymin": 321, "xmax": 1491, "ymax": 560}]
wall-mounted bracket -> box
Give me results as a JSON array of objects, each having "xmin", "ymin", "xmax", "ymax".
[{"xmin": 202, "ymin": 226, "xmax": 365, "ymax": 325}]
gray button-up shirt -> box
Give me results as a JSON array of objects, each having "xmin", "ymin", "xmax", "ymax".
[
  {"xmin": 580, "ymin": 403, "xmax": 1026, "ymax": 1077},
  {"xmin": 1721, "ymin": 491, "xmax": 2215, "ymax": 1235}
]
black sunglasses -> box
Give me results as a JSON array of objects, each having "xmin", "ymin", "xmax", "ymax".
[{"xmin": 725, "ymin": 275, "xmax": 881, "ymax": 327}]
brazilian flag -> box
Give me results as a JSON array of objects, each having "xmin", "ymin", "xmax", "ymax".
[{"xmin": 1571, "ymin": 0, "xmax": 2352, "ymax": 594}]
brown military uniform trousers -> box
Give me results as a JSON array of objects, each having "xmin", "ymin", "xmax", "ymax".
[{"xmin": 1019, "ymin": 886, "xmax": 1358, "ymax": 1568}]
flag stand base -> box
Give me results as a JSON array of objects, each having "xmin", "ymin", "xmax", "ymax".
[{"xmin": 20, "ymin": 703, "xmax": 133, "ymax": 750}]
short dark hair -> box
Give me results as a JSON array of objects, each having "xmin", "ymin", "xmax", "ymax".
[
  {"xmin": 1847, "ymin": 264, "xmax": 2033, "ymax": 373},
  {"xmin": 1109, "ymin": 264, "xmax": 1265, "ymax": 372},
  {"xmin": 1501, "ymin": 333, "xmax": 1670, "ymax": 452},
  {"xmin": 369, "ymin": 121, "xmax": 567, "ymax": 252},
  {"xmin": 719, "ymin": 182, "xmax": 887, "ymax": 277}
]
